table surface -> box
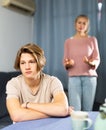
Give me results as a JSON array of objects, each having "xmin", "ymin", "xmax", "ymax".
[{"xmin": 2, "ymin": 112, "xmax": 98, "ymax": 130}]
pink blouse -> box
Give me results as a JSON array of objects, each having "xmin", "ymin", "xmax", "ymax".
[{"xmin": 63, "ymin": 36, "xmax": 100, "ymax": 77}]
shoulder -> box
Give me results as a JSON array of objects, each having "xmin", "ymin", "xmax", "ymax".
[
  {"xmin": 6, "ymin": 75, "xmax": 23, "ymax": 96},
  {"xmin": 65, "ymin": 37, "xmax": 73, "ymax": 42},
  {"xmin": 42, "ymin": 73, "xmax": 63, "ymax": 85},
  {"xmin": 86, "ymin": 36, "xmax": 99, "ymax": 49},
  {"xmin": 41, "ymin": 73, "xmax": 64, "ymax": 94},
  {"xmin": 43, "ymin": 73, "xmax": 60, "ymax": 81},
  {"xmin": 7, "ymin": 74, "xmax": 23, "ymax": 86},
  {"xmin": 88, "ymin": 36, "xmax": 98, "ymax": 46},
  {"xmin": 88, "ymin": 36, "xmax": 97, "ymax": 41},
  {"xmin": 64, "ymin": 37, "xmax": 74, "ymax": 46}
]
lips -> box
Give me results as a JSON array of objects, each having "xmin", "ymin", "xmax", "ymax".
[
  {"xmin": 25, "ymin": 71, "xmax": 32, "ymax": 74},
  {"xmin": 79, "ymin": 27, "xmax": 83, "ymax": 30}
]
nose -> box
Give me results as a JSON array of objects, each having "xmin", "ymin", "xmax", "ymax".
[{"xmin": 25, "ymin": 63, "xmax": 30, "ymax": 69}]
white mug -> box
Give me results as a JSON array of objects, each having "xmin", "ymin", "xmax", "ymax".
[{"xmin": 71, "ymin": 111, "xmax": 92, "ymax": 130}]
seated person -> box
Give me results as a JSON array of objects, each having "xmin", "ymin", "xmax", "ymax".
[{"xmin": 6, "ymin": 43, "xmax": 73, "ymax": 122}]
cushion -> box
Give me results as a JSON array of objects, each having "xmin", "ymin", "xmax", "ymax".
[{"xmin": 0, "ymin": 72, "xmax": 20, "ymax": 119}]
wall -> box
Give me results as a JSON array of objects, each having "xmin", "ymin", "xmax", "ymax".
[{"xmin": 0, "ymin": 4, "xmax": 34, "ymax": 71}]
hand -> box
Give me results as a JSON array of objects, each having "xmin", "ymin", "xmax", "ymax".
[
  {"xmin": 21, "ymin": 102, "xmax": 30, "ymax": 109},
  {"xmin": 83, "ymin": 56, "xmax": 95, "ymax": 67},
  {"xmin": 21, "ymin": 103, "xmax": 26, "ymax": 108},
  {"xmin": 68, "ymin": 106, "xmax": 74, "ymax": 115},
  {"xmin": 83, "ymin": 56, "xmax": 89, "ymax": 64},
  {"xmin": 64, "ymin": 59, "xmax": 74, "ymax": 70}
]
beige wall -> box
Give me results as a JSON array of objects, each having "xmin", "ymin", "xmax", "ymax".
[{"xmin": 0, "ymin": 4, "xmax": 34, "ymax": 71}]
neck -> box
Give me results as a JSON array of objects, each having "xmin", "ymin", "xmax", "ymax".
[
  {"xmin": 75, "ymin": 32, "xmax": 88, "ymax": 38},
  {"xmin": 27, "ymin": 78, "xmax": 41, "ymax": 88},
  {"xmin": 24, "ymin": 73, "xmax": 41, "ymax": 88}
]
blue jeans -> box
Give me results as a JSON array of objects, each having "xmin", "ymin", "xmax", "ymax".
[{"xmin": 68, "ymin": 76, "xmax": 97, "ymax": 111}]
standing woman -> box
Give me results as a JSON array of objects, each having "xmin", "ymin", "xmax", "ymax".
[{"xmin": 63, "ymin": 14, "xmax": 100, "ymax": 111}]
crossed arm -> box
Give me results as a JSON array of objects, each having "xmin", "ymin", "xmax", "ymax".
[{"xmin": 6, "ymin": 92, "xmax": 71, "ymax": 122}]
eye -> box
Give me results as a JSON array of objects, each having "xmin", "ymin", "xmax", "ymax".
[
  {"xmin": 78, "ymin": 21, "xmax": 81, "ymax": 24},
  {"xmin": 29, "ymin": 60, "xmax": 36, "ymax": 63},
  {"xmin": 83, "ymin": 22, "xmax": 86, "ymax": 25},
  {"xmin": 20, "ymin": 61, "xmax": 25, "ymax": 64}
]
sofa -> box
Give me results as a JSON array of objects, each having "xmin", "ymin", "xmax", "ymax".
[{"xmin": 0, "ymin": 71, "xmax": 20, "ymax": 129}]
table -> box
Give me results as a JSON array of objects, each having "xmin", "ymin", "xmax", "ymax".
[{"xmin": 2, "ymin": 112, "xmax": 98, "ymax": 130}]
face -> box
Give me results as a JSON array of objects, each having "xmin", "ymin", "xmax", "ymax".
[
  {"xmin": 75, "ymin": 17, "xmax": 89, "ymax": 33},
  {"xmin": 20, "ymin": 53, "xmax": 38, "ymax": 79}
]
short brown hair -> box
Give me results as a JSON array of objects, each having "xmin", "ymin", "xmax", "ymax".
[{"xmin": 14, "ymin": 43, "xmax": 46, "ymax": 71}]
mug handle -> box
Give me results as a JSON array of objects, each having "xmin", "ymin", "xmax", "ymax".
[{"xmin": 84, "ymin": 118, "xmax": 92, "ymax": 129}]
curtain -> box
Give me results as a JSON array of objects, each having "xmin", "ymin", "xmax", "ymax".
[
  {"xmin": 33, "ymin": 0, "xmax": 105, "ymax": 103},
  {"xmin": 95, "ymin": 0, "xmax": 106, "ymax": 103}
]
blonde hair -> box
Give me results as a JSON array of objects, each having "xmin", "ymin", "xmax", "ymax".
[
  {"xmin": 75, "ymin": 14, "xmax": 90, "ymax": 33},
  {"xmin": 14, "ymin": 43, "xmax": 46, "ymax": 71}
]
